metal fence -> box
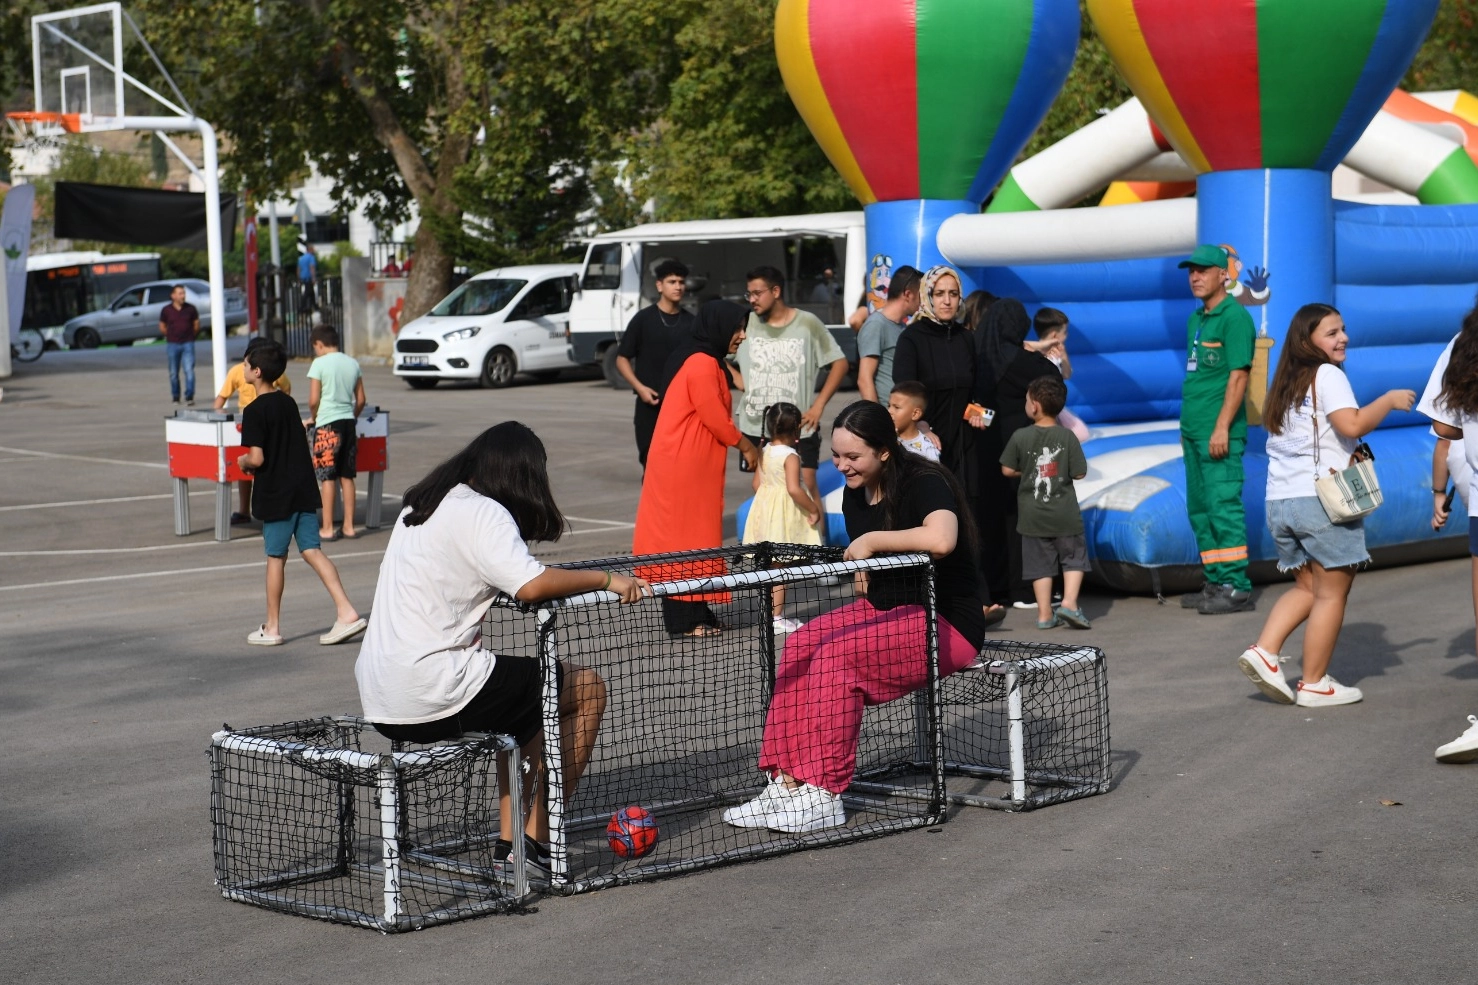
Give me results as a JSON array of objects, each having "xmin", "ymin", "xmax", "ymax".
[{"xmin": 255, "ymin": 270, "xmax": 343, "ymax": 357}]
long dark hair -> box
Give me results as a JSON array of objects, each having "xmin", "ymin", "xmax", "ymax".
[
  {"xmin": 831, "ymin": 400, "xmax": 979, "ymax": 556},
  {"xmin": 1440, "ymin": 305, "xmax": 1478, "ymax": 417},
  {"xmin": 1265, "ymin": 303, "xmax": 1340, "ymax": 436},
  {"xmin": 960, "ymin": 290, "xmax": 997, "ymax": 332},
  {"xmin": 400, "ymin": 421, "xmax": 565, "ymax": 541}
]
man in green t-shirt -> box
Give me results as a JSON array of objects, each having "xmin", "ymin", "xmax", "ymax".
[
  {"xmin": 1178, "ymin": 244, "xmax": 1256, "ymax": 614},
  {"xmin": 733, "ymin": 265, "xmax": 848, "ymax": 514}
]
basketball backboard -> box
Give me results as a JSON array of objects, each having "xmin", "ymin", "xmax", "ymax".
[{"xmin": 32, "ymin": 2, "xmax": 127, "ymax": 133}]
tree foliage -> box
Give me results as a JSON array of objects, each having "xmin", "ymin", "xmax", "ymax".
[{"xmin": 1406, "ymin": 0, "xmax": 1478, "ymax": 92}]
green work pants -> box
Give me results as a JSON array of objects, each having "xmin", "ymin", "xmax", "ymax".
[{"xmin": 1182, "ymin": 435, "xmax": 1252, "ymax": 592}]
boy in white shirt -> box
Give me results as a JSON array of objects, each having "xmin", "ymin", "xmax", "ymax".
[{"xmin": 887, "ymin": 381, "xmax": 940, "ymax": 462}]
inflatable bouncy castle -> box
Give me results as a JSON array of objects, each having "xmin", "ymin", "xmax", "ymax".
[{"xmin": 769, "ymin": 0, "xmax": 1478, "ymax": 592}]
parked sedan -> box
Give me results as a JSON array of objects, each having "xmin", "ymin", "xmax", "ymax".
[{"xmin": 63, "ymin": 279, "xmax": 248, "ymax": 349}]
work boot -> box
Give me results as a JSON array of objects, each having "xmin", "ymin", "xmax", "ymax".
[
  {"xmin": 1198, "ymin": 585, "xmax": 1254, "ymax": 615},
  {"xmin": 1180, "ymin": 583, "xmax": 1216, "ymax": 608}
]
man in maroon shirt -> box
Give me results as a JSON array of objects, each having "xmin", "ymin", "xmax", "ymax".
[{"xmin": 159, "ymin": 284, "xmax": 201, "ymax": 405}]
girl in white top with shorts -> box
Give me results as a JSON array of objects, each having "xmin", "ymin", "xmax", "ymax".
[
  {"xmin": 355, "ymin": 422, "xmax": 650, "ymax": 873},
  {"xmin": 1235, "ymin": 303, "xmax": 1413, "ymax": 708}
]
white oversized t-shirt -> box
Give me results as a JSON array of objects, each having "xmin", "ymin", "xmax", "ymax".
[
  {"xmin": 1264, "ymin": 363, "xmax": 1359, "ymax": 501},
  {"xmin": 355, "ymin": 484, "xmax": 545, "ymax": 724},
  {"xmin": 1417, "ymin": 335, "xmax": 1478, "ymax": 517}
]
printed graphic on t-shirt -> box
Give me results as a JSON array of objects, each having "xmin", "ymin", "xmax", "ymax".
[
  {"xmin": 1031, "ymin": 444, "xmax": 1065, "ymax": 502},
  {"xmin": 742, "ymin": 337, "xmax": 808, "ymax": 425}
]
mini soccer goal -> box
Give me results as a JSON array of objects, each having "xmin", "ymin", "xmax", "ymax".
[
  {"xmin": 481, "ymin": 544, "xmax": 950, "ymax": 894},
  {"xmin": 209, "ymin": 717, "xmax": 531, "ymax": 932},
  {"xmin": 936, "ymin": 642, "xmax": 1111, "ymax": 811}
]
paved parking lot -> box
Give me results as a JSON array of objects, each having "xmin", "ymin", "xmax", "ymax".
[{"xmin": 2, "ymin": 339, "xmax": 1476, "ymax": 984}]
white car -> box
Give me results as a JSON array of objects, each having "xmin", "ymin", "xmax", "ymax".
[{"xmin": 393, "ymin": 264, "xmax": 582, "ymax": 389}]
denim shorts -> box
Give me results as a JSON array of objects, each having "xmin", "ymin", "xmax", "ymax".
[
  {"xmin": 1266, "ymin": 496, "xmax": 1369, "ymax": 572},
  {"xmin": 262, "ymin": 511, "xmax": 322, "ymax": 558},
  {"xmin": 1469, "ymin": 516, "xmax": 1478, "ymax": 558}
]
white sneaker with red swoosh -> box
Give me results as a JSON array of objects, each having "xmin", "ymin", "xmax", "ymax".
[
  {"xmin": 1295, "ymin": 675, "xmax": 1363, "ymax": 707},
  {"xmin": 1237, "ymin": 645, "xmax": 1294, "ymax": 704}
]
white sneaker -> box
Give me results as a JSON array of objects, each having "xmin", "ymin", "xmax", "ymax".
[
  {"xmin": 772, "ymin": 616, "xmax": 803, "ymax": 635},
  {"xmin": 722, "ymin": 778, "xmax": 791, "ymax": 828},
  {"xmin": 767, "ymin": 782, "xmax": 846, "ymax": 834},
  {"xmin": 1295, "ymin": 675, "xmax": 1363, "ymax": 707},
  {"xmin": 1236, "ymin": 645, "xmax": 1294, "ymax": 704},
  {"xmin": 1012, "ymin": 601, "xmax": 1037, "ymax": 610},
  {"xmin": 1435, "ymin": 714, "xmax": 1478, "ymax": 764}
]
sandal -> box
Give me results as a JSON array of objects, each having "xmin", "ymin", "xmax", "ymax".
[
  {"xmin": 679, "ymin": 624, "xmax": 724, "ymax": 638},
  {"xmin": 248, "ymin": 625, "xmax": 284, "ymax": 646},
  {"xmin": 1036, "ymin": 615, "xmax": 1064, "ymax": 630},
  {"xmin": 320, "ymin": 617, "xmax": 368, "ymax": 645},
  {"xmin": 982, "ymin": 604, "xmax": 1007, "ymax": 628}
]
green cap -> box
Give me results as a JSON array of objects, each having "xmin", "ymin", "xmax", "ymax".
[{"xmin": 1178, "ymin": 244, "xmax": 1231, "ymax": 269}]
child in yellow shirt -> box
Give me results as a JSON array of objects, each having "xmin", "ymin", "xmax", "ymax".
[{"xmin": 215, "ymin": 337, "xmax": 293, "ymax": 524}]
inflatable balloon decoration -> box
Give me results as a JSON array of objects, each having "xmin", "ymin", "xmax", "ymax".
[
  {"xmin": 1088, "ymin": 0, "xmax": 1442, "ymax": 338},
  {"xmin": 775, "ymin": 0, "xmax": 1080, "ymax": 290}
]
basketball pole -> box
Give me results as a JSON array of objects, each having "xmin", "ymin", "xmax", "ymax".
[{"xmin": 117, "ymin": 115, "xmax": 227, "ymax": 397}]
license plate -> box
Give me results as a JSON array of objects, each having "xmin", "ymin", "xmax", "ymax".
[{"xmin": 402, "ymin": 356, "xmax": 430, "ymax": 367}]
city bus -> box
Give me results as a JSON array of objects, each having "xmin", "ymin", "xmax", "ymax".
[{"xmin": 24, "ymin": 251, "xmax": 163, "ymax": 348}]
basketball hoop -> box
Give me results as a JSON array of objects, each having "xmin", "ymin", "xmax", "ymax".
[{"xmin": 7, "ymin": 110, "xmax": 85, "ymax": 134}]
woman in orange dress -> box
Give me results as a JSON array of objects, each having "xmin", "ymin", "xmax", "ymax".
[{"xmin": 633, "ymin": 300, "xmax": 760, "ymax": 635}]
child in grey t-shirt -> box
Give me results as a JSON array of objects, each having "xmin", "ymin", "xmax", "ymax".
[{"xmin": 1000, "ymin": 375, "xmax": 1091, "ymax": 630}]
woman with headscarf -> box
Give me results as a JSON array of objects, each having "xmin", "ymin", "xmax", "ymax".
[
  {"xmin": 976, "ymin": 298, "xmax": 1064, "ymax": 607},
  {"xmin": 892, "ymin": 266, "xmax": 978, "ymax": 488},
  {"xmin": 633, "ymin": 300, "xmax": 760, "ymax": 636},
  {"xmin": 893, "ymin": 265, "xmax": 1005, "ymax": 626}
]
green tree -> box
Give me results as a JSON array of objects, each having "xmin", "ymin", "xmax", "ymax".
[
  {"xmin": 628, "ymin": 0, "xmax": 852, "ymax": 220},
  {"xmin": 1406, "ymin": 0, "xmax": 1478, "ymax": 92},
  {"xmin": 133, "ymin": 0, "xmax": 688, "ymax": 319}
]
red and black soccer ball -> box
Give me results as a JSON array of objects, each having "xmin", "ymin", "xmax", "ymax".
[{"xmin": 607, "ymin": 805, "xmax": 659, "ymax": 859}]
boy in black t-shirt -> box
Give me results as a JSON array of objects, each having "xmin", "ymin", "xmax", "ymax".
[
  {"xmin": 613, "ymin": 258, "xmax": 695, "ymax": 468},
  {"xmin": 236, "ymin": 341, "xmax": 366, "ymax": 647},
  {"xmin": 1001, "ymin": 375, "xmax": 1091, "ymax": 630}
]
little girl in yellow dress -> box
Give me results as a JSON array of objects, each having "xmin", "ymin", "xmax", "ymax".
[{"xmin": 742, "ymin": 402, "xmax": 822, "ymax": 634}]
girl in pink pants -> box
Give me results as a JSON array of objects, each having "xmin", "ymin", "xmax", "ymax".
[{"xmin": 725, "ymin": 399, "xmax": 987, "ymax": 834}]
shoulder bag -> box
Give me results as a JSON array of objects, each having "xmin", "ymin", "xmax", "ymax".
[{"xmin": 1311, "ymin": 374, "xmax": 1382, "ymax": 523}]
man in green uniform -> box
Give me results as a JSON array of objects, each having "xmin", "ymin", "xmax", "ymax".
[{"xmin": 1178, "ymin": 244, "xmax": 1255, "ymax": 614}]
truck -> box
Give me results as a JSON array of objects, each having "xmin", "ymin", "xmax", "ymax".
[{"xmin": 567, "ymin": 211, "xmax": 867, "ymax": 386}]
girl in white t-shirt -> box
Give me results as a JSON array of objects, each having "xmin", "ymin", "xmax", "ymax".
[
  {"xmin": 1236, "ymin": 303, "xmax": 1414, "ymax": 709},
  {"xmin": 355, "ymin": 422, "xmax": 650, "ymax": 875},
  {"xmin": 1417, "ymin": 314, "xmax": 1478, "ymax": 762}
]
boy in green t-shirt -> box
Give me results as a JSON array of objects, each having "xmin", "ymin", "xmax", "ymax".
[
  {"xmin": 306, "ymin": 324, "xmax": 367, "ymax": 540},
  {"xmin": 1001, "ymin": 376, "xmax": 1091, "ymax": 630}
]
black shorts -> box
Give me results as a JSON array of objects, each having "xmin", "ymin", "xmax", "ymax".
[
  {"xmin": 744, "ymin": 431, "xmax": 821, "ymax": 470},
  {"xmin": 312, "ymin": 420, "xmax": 358, "ymax": 482},
  {"xmin": 372, "ymin": 656, "xmax": 564, "ymax": 748}
]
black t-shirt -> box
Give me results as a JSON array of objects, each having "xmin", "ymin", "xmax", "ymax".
[
  {"xmin": 240, "ymin": 390, "xmax": 321, "ymax": 521},
  {"xmin": 843, "ymin": 469, "xmax": 985, "ymax": 649},
  {"xmin": 616, "ymin": 304, "xmax": 696, "ymax": 391}
]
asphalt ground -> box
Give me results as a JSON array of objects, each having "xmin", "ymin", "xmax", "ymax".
[{"xmin": 2, "ymin": 337, "xmax": 1475, "ymax": 984}]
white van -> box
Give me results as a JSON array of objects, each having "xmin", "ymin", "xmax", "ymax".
[
  {"xmin": 568, "ymin": 212, "xmax": 866, "ymax": 384},
  {"xmin": 392, "ymin": 263, "xmax": 581, "ymax": 389}
]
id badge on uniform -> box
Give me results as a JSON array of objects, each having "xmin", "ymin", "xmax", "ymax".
[{"xmin": 1186, "ymin": 350, "xmax": 1198, "ymax": 373}]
